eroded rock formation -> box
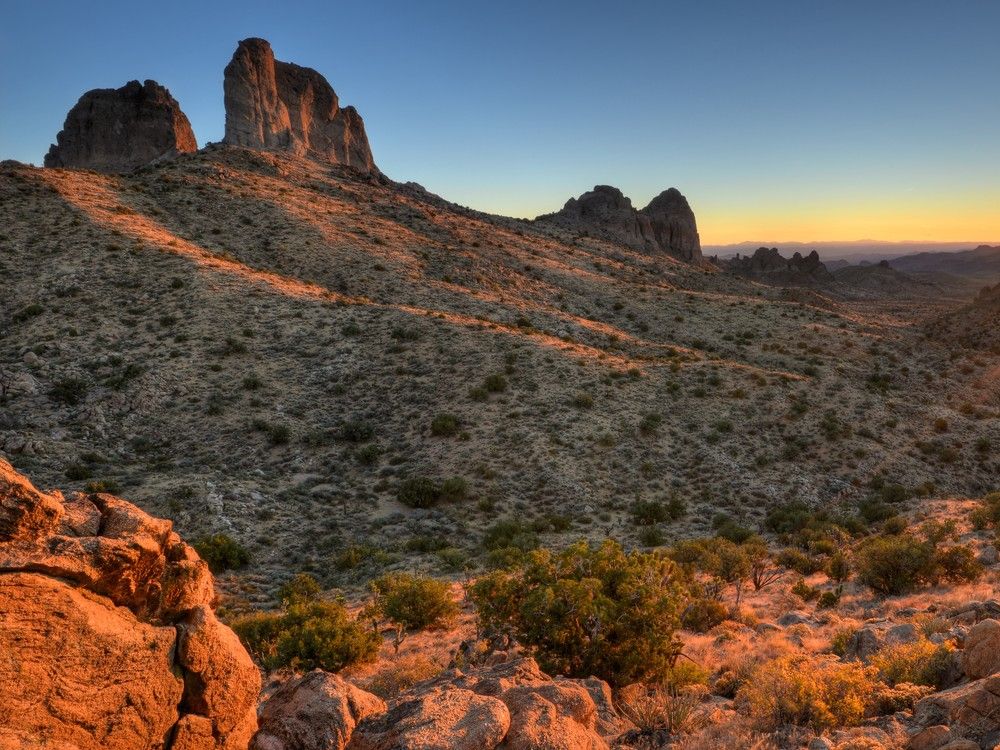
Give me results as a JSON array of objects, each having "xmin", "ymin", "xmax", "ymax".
[
  {"xmin": 44, "ymin": 79, "xmax": 197, "ymax": 172},
  {"xmin": 537, "ymin": 185, "xmax": 702, "ymax": 263},
  {"xmin": 0, "ymin": 458, "xmax": 259, "ymax": 750},
  {"xmin": 720, "ymin": 246, "xmax": 833, "ymax": 286},
  {"xmin": 223, "ymin": 38, "xmax": 375, "ymax": 172}
]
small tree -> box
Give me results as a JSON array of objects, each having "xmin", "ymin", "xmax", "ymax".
[
  {"xmin": 363, "ymin": 573, "xmax": 458, "ymax": 653},
  {"xmin": 469, "ymin": 540, "xmax": 689, "ymax": 686}
]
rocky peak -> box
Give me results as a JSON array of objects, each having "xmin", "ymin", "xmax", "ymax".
[
  {"xmin": 223, "ymin": 38, "xmax": 376, "ymax": 172},
  {"xmin": 538, "ymin": 185, "xmax": 702, "ymax": 263},
  {"xmin": 639, "ymin": 188, "xmax": 702, "ymax": 262},
  {"xmin": 44, "ymin": 79, "xmax": 197, "ymax": 173}
]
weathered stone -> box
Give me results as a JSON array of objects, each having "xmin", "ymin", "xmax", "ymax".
[
  {"xmin": 0, "ymin": 572, "xmax": 183, "ymax": 750},
  {"xmin": 720, "ymin": 247, "xmax": 833, "ymax": 285},
  {"xmin": 350, "ymin": 684, "xmax": 510, "ymax": 750},
  {"xmin": 45, "ymin": 79, "xmax": 196, "ymax": 172},
  {"xmin": 252, "ymin": 670, "xmax": 386, "ymax": 750},
  {"xmin": 962, "ymin": 619, "xmax": 1000, "ymax": 680},
  {"xmin": 223, "ymin": 38, "xmax": 375, "ymax": 172},
  {"xmin": 914, "ymin": 675, "xmax": 1000, "ymax": 747},
  {"xmin": 907, "ymin": 725, "xmax": 954, "ymax": 750},
  {"xmin": 0, "ymin": 459, "xmax": 259, "ymax": 749}
]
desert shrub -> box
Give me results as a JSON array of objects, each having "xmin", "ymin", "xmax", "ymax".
[
  {"xmin": 816, "ymin": 586, "xmax": 842, "ymax": 610},
  {"xmin": 278, "ymin": 572, "xmax": 321, "ymax": 606},
  {"xmin": 438, "ymin": 476, "xmax": 469, "ymax": 502},
  {"xmin": 430, "ymin": 413, "xmax": 460, "ymax": 437},
  {"xmin": 933, "ymin": 546, "xmax": 984, "ymax": 584},
  {"xmin": 681, "ymin": 598, "xmax": 729, "ymax": 632},
  {"xmin": 638, "ymin": 526, "xmax": 666, "ymax": 547},
  {"xmin": 870, "ymin": 682, "xmax": 935, "ymax": 715},
  {"xmin": 482, "ymin": 519, "xmax": 540, "ymax": 553},
  {"xmin": 871, "ymin": 638, "xmax": 954, "ymax": 689},
  {"xmin": 49, "ymin": 376, "xmax": 88, "ymax": 405},
  {"xmin": 854, "ymin": 534, "xmax": 935, "ymax": 595},
  {"xmin": 971, "ymin": 492, "xmax": 1000, "ymax": 530},
  {"xmin": 484, "ymin": 373, "xmax": 508, "ymax": 392},
  {"xmin": 469, "ymin": 540, "xmax": 689, "ymax": 686},
  {"xmin": 571, "ymin": 392, "xmax": 594, "ymax": 408},
  {"xmin": 194, "ymin": 533, "xmax": 250, "ymax": 573},
  {"xmin": 337, "ymin": 420, "xmax": 375, "ymax": 442},
  {"xmin": 827, "ymin": 552, "xmax": 851, "ymax": 582},
  {"xmin": 64, "ymin": 462, "xmax": 92, "ymax": 481},
  {"xmin": 712, "ymin": 515, "xmax": 755, "ymax": 544},
  {"xmin": 356, "ymin": 443, "xmax": 381, "ymax": 465},
  {"xmin": 777, "ymin": 547, "xmax": 825, "ymax": 576},
  {"xmin": 857, "ymin": 499, "xmax": 896, "ymax": 525},
  {"xmin": 232, "ymin": 600, "xmax": 379, "ymax": 672},
  {"xmin": 791, "ymin": 578, "xmax": 821, "ymax": 602},
  {"xmin": 618, "ymin": 683, "xmax": 708, "ymax": 735},
  {"xmin": 632, "ymin": 499, "xmax": 670, "ymax": 525},
  {"xmin": 397, "ymin": 478, "xmax": 439, "ymax": 508},
  {"xmin": 738, "ymin": 655, "xmax": 874, "ymax": 731},
  {"xmin": 365, "ymin": 572, "xmax": 458, "ymax": 631}
]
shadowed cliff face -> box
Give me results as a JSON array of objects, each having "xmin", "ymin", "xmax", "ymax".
[
  {"xmin": 223, "ymin": 37, "xmax": 376, "ymax": 173},
  {"xmin": 44, "ymin": 80, "xmax": 197, "ymax": 173}
]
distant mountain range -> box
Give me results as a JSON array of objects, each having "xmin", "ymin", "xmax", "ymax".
[{"xmin": 704, "ymin": 240, "xmax": 997, "ymax": 263}]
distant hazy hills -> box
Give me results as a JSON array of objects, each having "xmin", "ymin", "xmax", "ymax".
[
  {"xmin": 888, "ymin": 245, "xmax": 1000, "ymax": 283},
  {"xmin": 705, "ymin": 240, "xmax": 996, "ymax": 263}
]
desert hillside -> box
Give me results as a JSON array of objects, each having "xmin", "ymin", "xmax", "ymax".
[{"xmin": 1, "ymin": 146, "xmax": 996, "ymax": 602}]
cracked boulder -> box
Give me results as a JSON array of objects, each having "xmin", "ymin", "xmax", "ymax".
[{"xmin": 0, "ymin": 458, "xmax": 259, "ymax": 749}]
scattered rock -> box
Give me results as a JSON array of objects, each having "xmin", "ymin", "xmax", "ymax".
[
  {"xmin": 223, "ymin": 38, "xmax": 375, "ymax": 172},
  {"xmin": 45, "ymin": 80, "xmax": 196, "ymax": 172}
]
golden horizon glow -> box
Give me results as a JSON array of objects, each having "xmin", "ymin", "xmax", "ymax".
[{"xmin": 697, "ymin": 191, "xmax": 1000, "ymax": 246}]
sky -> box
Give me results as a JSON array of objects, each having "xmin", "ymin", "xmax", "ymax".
[{"xmin": 1, "ymin": 0, "xmax": 998, "ymax": 245}]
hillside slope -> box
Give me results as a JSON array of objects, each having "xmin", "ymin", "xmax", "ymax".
[{"xmin": 1, "ymin": 147, "xmax": 996, "ymax": 596}]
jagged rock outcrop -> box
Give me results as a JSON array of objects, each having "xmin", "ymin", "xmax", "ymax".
[
  {"xmin": 44, "ymin": 79, "xmax": 197, "ymax": 172},
  {"xmin": 537, "ymin": 185, "xmax": 702, "ymax": 263},
  {"xmin": 253, "ymin": 657, "xmax": 621, "ymax": 750},
  {"xmin": 223, "ymin": 38, "xmax": 375, "ymax": 172},
  {"xmin": 720, "ymin": 246, "xmax": 833, "ymax": 286},
  {"xmin": 0, "ymin": 458, "xmax": 259, "ymax": 750},
  {"xmin": 642, "ymin": 188, "xmax": 702, "ymax": 263}
]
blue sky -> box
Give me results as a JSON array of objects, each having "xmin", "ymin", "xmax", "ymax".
[{"xmin": 1, "ymin": 0, "xmax": 998, "ymax": 243}]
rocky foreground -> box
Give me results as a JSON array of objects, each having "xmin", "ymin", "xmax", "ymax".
[{"xmin": 7, "ymin": 459, "xmax": 1000, "ymax": 749}]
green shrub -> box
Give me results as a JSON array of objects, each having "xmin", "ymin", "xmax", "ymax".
[
  {"xmin": 482, "ymin": 519, "xmax": 539, "ymax": 553},
  {"xmin": 484, "ymin": 373, "xmax": 508, "ymax": 393},
  {"xmin": 397, "ymin": 477, "xmax": 441, "ymax": 508},
  {"xmin": 681, "ymin": 598, "xmax": 728, "ymax": 632},
  {"xmin": 871, "ymin": 638, "xmax": 954, "ymax": 688},
  {"xmin": 430, "ymin": 413, "xmax": 460, "ymax": 437},
  {"xmin": 278, "ymin": 573, "xmax": 322, "ymax": 606},
  {"xmin": 49, "ymin": 377, "xmax": 88, "ymax": 405},
  {"xmin": 337, "ymin": 420, "xmax": 375, "ymax": 442},
  {"xmin": 439, "ymin": 476, "xmax": 469, "ymax": 502},
  {"xmin": 854, "ymin": 534, "xmax": 934, "ymax": 595},
  {"xmin": 469, "ymin": 540, "xmax": 689, "ymax": 686},
  {"xmin": 739, "ymin": 655, "xmax": 874, "ymax": 731},
  {"xmin": 365, "ymin": 573, "xmax": 458, "ymax": 631},
  {"xmin": 934, "ymin": 546, "xmax": 984, "ymax": 584},
  {"xmin": 194, "ymin": 534, "xmax": 250, "ymax": 573},
  {"xmin": 232, "ymin": 600, "xmax": 379, "ymax": 672}
]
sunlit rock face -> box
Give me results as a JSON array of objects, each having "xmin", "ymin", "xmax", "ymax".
[
  {"xmin": 537, "ymin": 185, "xmax": 703, "ymax": 264},
  {"xmin": 223, "ymin": 37, "xmax": 376, "ymax": 172},
  {"xmin": 0, "ymin": 458, "xmax": 260, "ymax": 750},
  {"xmin": 44, "ymin": 80, "xmax": 197, "ymax": 172}
]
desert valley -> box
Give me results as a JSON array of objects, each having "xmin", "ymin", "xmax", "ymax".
[{"xmin": 2, "ymin": 18, "xmax": 1000, "ymax": 750}]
